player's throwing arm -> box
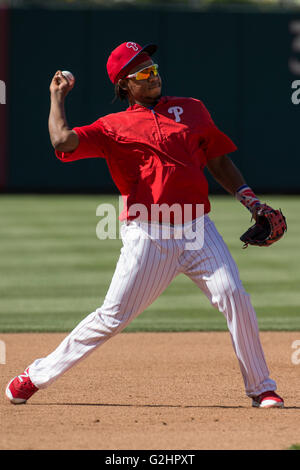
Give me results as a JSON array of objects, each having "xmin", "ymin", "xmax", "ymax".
[{"xmin": 48, "ymin": 70, "xmax": 78, "ymax": 153}]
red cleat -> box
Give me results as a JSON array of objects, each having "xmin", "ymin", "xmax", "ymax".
[
  {"xmin": 5, "ymin": 368, "xmax": 38, "ymax": 404},
  {"xmin": 252, "ymin": 390, "xmax": 284, "ymax": 408}
]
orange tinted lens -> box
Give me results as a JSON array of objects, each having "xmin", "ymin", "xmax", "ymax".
[{"xmin": 135, "ymin": 65, "xmax": 158, "ymax": 80}]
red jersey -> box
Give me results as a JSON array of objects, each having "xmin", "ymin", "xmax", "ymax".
[{"xmin": 55, "ymin": 96, "xmax": 237, "ymax": 223}]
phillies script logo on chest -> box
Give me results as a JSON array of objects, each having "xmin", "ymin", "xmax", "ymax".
[{"xmin": 168, "ymin": 106, "xmax": 183, "ymax": 122}]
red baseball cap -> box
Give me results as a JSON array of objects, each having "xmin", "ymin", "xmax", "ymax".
[{"xmin": 107, "ymin": 41, "xmax": 158, "ymax": 84}]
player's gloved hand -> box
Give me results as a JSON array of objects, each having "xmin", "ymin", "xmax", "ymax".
[
  {"xmin": 49, "ymin": 70, "xmax": 73, "ymax": 98},
  {"xmin": 250, "ymin": 202, "xmax": 270, "ymax": 222},
  {"xmin": 240, "ymin": 203, "xmax": 287, "ymax": 248},
  {"xmin": 235, "ymin": 185, "xmax": 287, "ymax": 248}
]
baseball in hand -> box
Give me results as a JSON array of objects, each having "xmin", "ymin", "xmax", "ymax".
[{"xmin": 62, "ymin": 70, "xmax": 75, "ymax": 87}]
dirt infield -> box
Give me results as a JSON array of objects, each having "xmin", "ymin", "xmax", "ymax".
[{"xmin": 1, "ymin": 332, "xmax": 300, "ymax": 450}]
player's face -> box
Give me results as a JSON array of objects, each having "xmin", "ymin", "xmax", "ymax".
[{"xmin": 120, "ymin": 59, "xmax": 162, "ymax": 106}]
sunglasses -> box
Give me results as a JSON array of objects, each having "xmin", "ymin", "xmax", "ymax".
[{"xmin": 126, "ymin": 64, "xmax": 159, "ymax": 81}]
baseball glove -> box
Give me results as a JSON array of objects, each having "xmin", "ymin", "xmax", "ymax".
[{"xmin": 240, "ymin": 204, "xmax": 287, "ymax": 248}]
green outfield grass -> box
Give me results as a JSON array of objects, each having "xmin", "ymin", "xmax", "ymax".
[
  {"xmin": 0, "ymin": 194, "xmax": 299, "ymax": 332},
  {"xmin": 288, "ymin": 444, "xmax": 300, "ymax": 450}
]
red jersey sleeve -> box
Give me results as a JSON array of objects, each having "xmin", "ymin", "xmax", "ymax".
[
  {"xmin": 198, "ymin": 101, "xmax": 237, "ymax": 160},
  {"xmin": 55, "ymin": 119, "xmax": 108, "ymax": 162}
]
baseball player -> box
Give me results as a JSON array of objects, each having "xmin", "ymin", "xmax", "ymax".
[{"xmin": 6, "ymin": 41, "xmax": 285, "ymax": 408}]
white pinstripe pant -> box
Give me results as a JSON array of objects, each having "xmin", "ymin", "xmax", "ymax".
[{"xmin": 29, "ymin": 216, "xmax": 276, "ymax": 397}]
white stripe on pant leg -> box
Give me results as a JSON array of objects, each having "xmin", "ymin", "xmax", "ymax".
[
  {"xmin": 29, "ymin": 310, "xmax": 120, "ymax": 388},
  {"xmin": 29, "ymin": 226, "xmax": 182, "ymax": 389},
  {"xmin": 182, "ymin": 217, "xmax": 276, "ymax": 397},
  {"xmin": 204, "ymin": 221, "xmax": 276, "ymax": 396},
  {"xmin": 137, "ymin": 237, "xmax": 181, "ymax": 312},
  {"xmin": 178, "ymin": 223, "xmax": 260, "ymax": 391},
  {"xmin": 205, "ymin": 220, "xmax": 276, "ymax": 396},
  {"xmin": 103, "ymin": 225, "xmax": 180, "ymax": 325},
  {"xmin": 102, "ymin": 229, "xmax": 182, "ymax": 328},
  {"xmin": 182, "ymin": 220, "xmax": 261, "ymax": 391}
]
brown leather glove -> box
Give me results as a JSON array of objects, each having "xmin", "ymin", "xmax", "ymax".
[{"xmin": 240, "ymin": 204, "xmax": 287, "ymax": 248}]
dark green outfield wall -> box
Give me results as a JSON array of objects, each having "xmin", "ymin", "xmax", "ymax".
[{"xmin": 2, "ymin": 7, "xmax": 300, "ymax": 192}]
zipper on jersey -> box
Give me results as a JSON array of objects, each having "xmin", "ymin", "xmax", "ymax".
[
  {"xmin": 149, "ymin": 106, "xmax": 186, "ymax": 167},
  {"xmin": 151, "ymin": 109, "xmax": 163, "ymax": 141}
]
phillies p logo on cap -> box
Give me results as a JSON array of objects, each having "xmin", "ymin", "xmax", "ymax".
[
  {"xmin": 106, "ymin": 41, "xmax": 158, "ymax": 84},
  {"xmin": 126, "ymin": 42, "xmax": 139, "ymax": 52}
]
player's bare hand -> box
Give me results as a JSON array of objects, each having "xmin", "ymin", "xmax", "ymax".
[{"xmin": 50, "ymin": 71, "xmax": 73, "ymax": 98}]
